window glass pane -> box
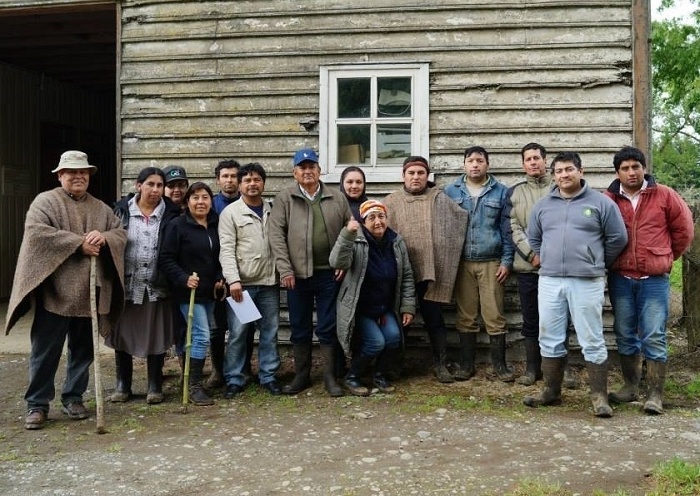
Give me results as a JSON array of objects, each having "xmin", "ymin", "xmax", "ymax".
[
  {"xmin": 338, "ymin": 78, "xmax": 370, "ymax": 118},
  {"xmin": 377, "ymin": 124, "xmax": 411, "ymax": 164},
  {"xmin": 338, "ymin": 124, "xmax": 370, "ymax": 164},
  {"xmin": 377, "ymin": 77, "xmax": 412, "ymax": 117}
]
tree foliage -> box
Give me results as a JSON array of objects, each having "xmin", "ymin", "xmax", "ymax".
[{"xmin": 652, "ymin": 1, "xmax": 700, "ymax": 189}]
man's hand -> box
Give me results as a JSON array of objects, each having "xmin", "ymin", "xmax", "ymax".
[
  {"xmin": 495, "ymin": 265, "xmax": 510, "ymax": 285},
  {"xmin": 334, "ymin": 269, "xmax": 345, "ymax": 281},
  {"xmin": 281, "ymin": 274, "xmax": 295, "ymax": 290},
  {"xmin": 530, "ymin": 254, "xmax": 541, "ymax": 269},
  {"xmin": 229, "ymin": 281, "xmax": 244, "ymax": 302},
  {"xmin": 402, "ymin": 313, "xmax": 414, "ymax": 327},
  {"xmin": 81, "ymin": 230, "xmax": 105, "ymax": 256}
]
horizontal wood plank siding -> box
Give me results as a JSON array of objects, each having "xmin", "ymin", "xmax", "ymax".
[
  {"xmin": 117, "ymin": 0, "xmax": 637, "ymax": 346},
  {"xmin": 120, "ymin": 0, "xmax": 634, "ymax": 189}
]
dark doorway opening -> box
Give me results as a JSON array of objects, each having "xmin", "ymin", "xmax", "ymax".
[{"xmin": 0, "ymin": 2, "xmax": 117, "ymax": 203}]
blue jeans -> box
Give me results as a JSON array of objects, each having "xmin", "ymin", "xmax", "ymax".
[
  {"xmin": 538, "ymin": 276, "xmax": 607, "ymax": 364},
  {"xmin": 25, "ymin": 303, "xmax": 93, "ymax": 412},
  {"xmin": 179, "ymin": 301, "xmax": 215, "ymax": 360},
  {"xmin": 356, "ymin": 312, "xmax": 402, "ymax": 357},
  {"xmin": 224, "ymin": 285, "xmax": 281, "ymax": 386},
  {"xmin": 287, "ymin": 269, "xmax": 338, "ymax": 346},
  {"xmin": 608, "ymin": 272, "xmax": 670, "ymax": 362}
]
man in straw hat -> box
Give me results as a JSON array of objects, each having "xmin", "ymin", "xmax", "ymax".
[{"xmin": 5, "ymin": 150, "xmax": 126, "ymax": 430}]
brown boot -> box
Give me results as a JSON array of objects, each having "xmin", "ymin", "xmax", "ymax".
[
  {"xmin": 609, "ymin": 354, "xmax": 642, "ymax": 404},
  {"xmin": 523, "ymin": 357, "xmax": 565, "ymax": 407},
  {"xmin": 643, "ymin": 360, "xmax": 667, "ymax": 415},
  {"xmin": 586, "ymin": 360, "xmax": 613, "ymax": 418}
]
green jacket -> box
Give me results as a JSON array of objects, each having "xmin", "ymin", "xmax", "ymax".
[
  {"xmin": 269, "ymin": 182, "xmax": 351, "ymax": 279},
  {"xmin": 329, "ymin": 226, "xmax": 416, "ymax": 355}
]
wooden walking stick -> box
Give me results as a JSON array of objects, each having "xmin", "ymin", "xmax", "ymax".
[
  {"xmin": 90, "ymin": 256, "xmax": 107, "ymax": 434},
  {"xmin": 180, "ymin": 272, "xmax": 198, "ymax": 414}
]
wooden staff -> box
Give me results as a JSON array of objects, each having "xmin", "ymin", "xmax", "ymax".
[
  {"xmin": 90, "ymin": 256, "xmax": 107, "ymax": 434},
  {"xmin": 181, "ymin": 272, "xmax": 198, "ymax": 413}
]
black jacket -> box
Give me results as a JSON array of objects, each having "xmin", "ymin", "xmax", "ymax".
[{"xmin": 159, "ymin": 209, "xmax": 223, "ymax": 303}]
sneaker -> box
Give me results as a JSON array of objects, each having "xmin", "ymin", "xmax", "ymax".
[
  {"xmin": 61, "ymin": 402, "xmax": 89, "ymax": 420},
  {"xmin": 25, "ymin": 409, "xmax": 47, "ymax": 430}
]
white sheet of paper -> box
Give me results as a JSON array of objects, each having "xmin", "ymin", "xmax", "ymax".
[{"xmin": 226, "ymin": 291, "xmax": 262, "ymax": 324}]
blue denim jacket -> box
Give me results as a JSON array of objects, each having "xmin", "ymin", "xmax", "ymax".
[{"xmin": 444, "ymin": 175, "xmax": 514, "ymax": 267}]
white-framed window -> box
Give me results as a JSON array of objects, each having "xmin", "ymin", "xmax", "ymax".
[{"xmin": 320, "ymin": 63, "xmax": 429, "ymax": 182}]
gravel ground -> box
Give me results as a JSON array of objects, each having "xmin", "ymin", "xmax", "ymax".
[{"xmin": 1, "ymin": 352, "xmax": 700, "ymax": 496}]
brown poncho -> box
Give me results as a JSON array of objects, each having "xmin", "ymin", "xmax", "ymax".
[
  {"xmin": 4, "ymin": 187, "xmax": 127, "ymax": 337},
  {"xmin": 384, "ymin": 186, "xmax": 468, "ymax": 303}
]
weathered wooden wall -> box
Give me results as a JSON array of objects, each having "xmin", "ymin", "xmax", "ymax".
[
  {"xmin": 117, "ymin": 0, "xmax": 640, "ymax": 348},
  {"xmin": 119, "ymin": 0, "xmax": 637, "ymax": 194}
]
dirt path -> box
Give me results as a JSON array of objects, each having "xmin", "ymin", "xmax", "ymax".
[{"xmin": 1, "ymin": 353, "xmax": 699, "ymax": 496}]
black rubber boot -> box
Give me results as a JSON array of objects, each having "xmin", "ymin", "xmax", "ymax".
[
  {"xmin": 586, "ymin": 360, "xmax": 613, "ymax": 418},
  {"xmin": 189, "ymin": 358, "xmax": 215, "ymax": 406},
  {"xmin": 333, "ymin": 340, "xmax": 349, "ymax": 379},
  {"xmin": 643, "ymin": 360, "xmax": 667, "ymax": 415},
  {"xmin": 207, "ymin": 327, "xmax": 226, "ymax": 389},
  {"xmin": 453, "ymin": 333, "xmax": 477, "ymax": 381},
  {"xmin": 609, "ymin": 353, "xmax": 642, "ymax": 404},
  {"xmin": 524, "ymin": 356, "xmax": 565, "ymax": 407},
  {"xmin": 490, "ymin": 333, "xmax": 514, "ymax": 382},
  {"xmin": 516, "ymin": 336, "xmax": 542, "ymax": 386},
  {"xmin": 282, "ymin": 344, "xmax": 312, "ymax": 395},
  {"xmin": 110, "ymin": 350, "xmax": 133, "ymax": 403},
  {"xmin": 344, "ymin": 355, "xmax": 373, "ymax": 397},
  {"xmin": 429, "ymin": 329, "xmax": 454, "ymax": 383},
  {"xmin": 562, "ymin": 328, "xmax": 579, "ymax": 389},
  {"xmin": 146, "ymin": 353, "xmax": 165, "ymax": 404},
  {"xmin": 320, "ymin": 344, "xmax": 344, "ymax": 397}
]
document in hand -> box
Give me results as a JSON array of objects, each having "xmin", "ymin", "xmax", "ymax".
[{"xmin": 226, "ymin": 291, "xmax": 262, "ymax": 324}]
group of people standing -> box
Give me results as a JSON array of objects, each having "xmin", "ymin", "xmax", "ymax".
[{"xmin": 5, "ymin": 141, "xmax": 693, "ymax": 430}]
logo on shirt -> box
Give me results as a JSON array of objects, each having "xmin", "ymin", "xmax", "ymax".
[{"xmin": 582, "ymin": 208, "xmax": 593, "ymax": 217}]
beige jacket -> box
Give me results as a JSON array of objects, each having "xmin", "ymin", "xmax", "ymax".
[
  {"xmin": 219, "ymin": 199, "xmax": 277, "ymax": 286},
  {"xmin": 507, "ymin": 173, "xmax": 552, "ymax": 273},
  {"xmin": 269, "ymin": 182, "xmax": 351, "ymax": 279}
]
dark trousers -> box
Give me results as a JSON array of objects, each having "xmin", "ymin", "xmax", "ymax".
[
  {"xmin": 287, "ymin": 269, "xmax": 338, "ymax": 346},
  {"xmin": 25, "ymin": 303, "xmax": 94, "ymax": 412},
  {"xmin": 415, "ymin": 280, "xmax": 448, "ymax": 334},
  {"xmin": 517, "ymin": 273, "xmax": 540, "ymax": 339}
]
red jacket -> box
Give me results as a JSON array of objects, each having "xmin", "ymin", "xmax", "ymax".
[{"xmin": 605, "ymin": 175, "xmax": 694, "ymax": 278}]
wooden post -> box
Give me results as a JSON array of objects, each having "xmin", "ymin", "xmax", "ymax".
[{"xmin": 683, "ymin": 205, "xmax": 700, "ymax": 350}]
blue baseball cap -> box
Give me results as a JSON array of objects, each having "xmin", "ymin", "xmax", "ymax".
[{"xmin": 293, "ymin": 148, "xmax": 319, "ymax": 166}]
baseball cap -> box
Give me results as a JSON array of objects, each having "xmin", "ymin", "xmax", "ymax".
[
  {"xmin": 162, "ymin": 165, "xmax": 188, "ymax": 184},
  {"xmin": 293, "ymin": 148, "xmax": 319, "ymax": 166}
]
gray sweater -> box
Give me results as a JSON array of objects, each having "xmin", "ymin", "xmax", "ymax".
[{"xmin": 527, "ymin": 180, "xmax": 627, "ymax": 278}]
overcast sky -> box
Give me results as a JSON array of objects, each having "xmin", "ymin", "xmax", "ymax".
[{"xmin": 651, "ymin": 0, "xmax": 696, "ymax": 20}]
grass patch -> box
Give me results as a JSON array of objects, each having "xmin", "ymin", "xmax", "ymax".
[
  {"xmin": 647, "ymin": 458, "xmax": 700, "ymax": 495},
  {"xmin": 670, "ymin": 258, "xmax": 682, "ymax": 291},
  {"xmin": 664, "ymin": 377, "xmax": 700, "ymax": 400}
]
